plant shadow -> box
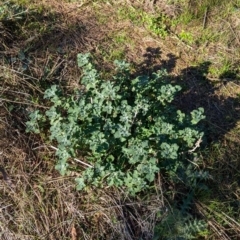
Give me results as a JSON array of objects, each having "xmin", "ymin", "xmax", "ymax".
[
  {"xmin": 135, "ymin": 47, "xmax": 240, "ymax": 143},
  {"xmin": 134, "ymin": 47, "xmax": 240, "ymax": 233},
  {"xmin": 134, "ymin": 46, "xmax": 178, "ymax": 75}
]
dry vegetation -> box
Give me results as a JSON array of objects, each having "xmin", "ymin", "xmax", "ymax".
[{"xmin": 0, "ymin": 0, "xmax": 240, "ymax": 239}]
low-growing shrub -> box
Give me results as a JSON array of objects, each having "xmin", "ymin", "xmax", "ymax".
[{"xmin": 26, "ymin": 53, "xmax": 205, "ymax": 195}]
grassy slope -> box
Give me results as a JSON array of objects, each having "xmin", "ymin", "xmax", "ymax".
[{"xmin": 0, "ymin": 0, "xmax": 240, "ymax": 239}]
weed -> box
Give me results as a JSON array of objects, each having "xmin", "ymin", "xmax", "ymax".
[
  {"xmin": 153, "ymin": 209, "xmax": 209, "ymax": 239},
  {"xmin": 176, "ymin": 11, "xmax": 194, "ymax": 25},
  {"xmin": 26, "ymin": 53, "xmax": 206, "ymax": 196},
  {"xmin": 179, "ymin": 30, "xmax": 194, "ymax": 45},
  {"xmin": 209, "ymin": 59, "xmax": 233, "ymax": 77},
  {"xmin": 117, "ymin": 6, "xmax": 169, "ymax": 38}
]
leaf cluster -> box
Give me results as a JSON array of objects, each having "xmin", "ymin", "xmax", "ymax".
[{"xmin": 26, "ymin": 53, "xmax": 205, "ymax": 195}]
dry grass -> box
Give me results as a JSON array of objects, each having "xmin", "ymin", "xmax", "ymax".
[
  {"xmin": 0, "ymin": 108, "xmax": 166, "ymax": 239},
  {"xmin": 0, "ymin": 0, "xmax": 240, "ymax": 239},
  {"xmin": 0, "ymin": 100, "xmax": 164, "ymax": 239}
]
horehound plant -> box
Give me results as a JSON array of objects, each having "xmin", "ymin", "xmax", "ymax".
[{"xmin": 26, "ymin": 53, "xmax": 206, "ymax": 195}]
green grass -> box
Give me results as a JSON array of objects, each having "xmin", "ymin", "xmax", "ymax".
[{"xmin": 117, "ymin": 5, "xmax": 170, "ymax": 37}]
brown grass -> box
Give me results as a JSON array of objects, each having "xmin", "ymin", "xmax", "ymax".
[{"xmin": 0, "ymin": 109, "xmax": 167, "ymax": 239}]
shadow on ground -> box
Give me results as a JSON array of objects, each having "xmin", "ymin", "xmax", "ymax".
[
  {"xmin": 134, "ymin": 47, "xmax": 240, "ymax": 143},
  {"xmin": 0, "ymin": 2, "xmax": 102, "ymax": 89},
  {"xmin": 134, "ymin": 47, "xmax": 240, "ymax": 238}
]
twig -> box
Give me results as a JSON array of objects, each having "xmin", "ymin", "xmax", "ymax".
[
  {"xmin": 0, "ymin": 204, "xmax": 13, "ymax": 210},
  {"xmin": 221, "ymin": 211, "xmax": 240, "ymax": 230},
  {"xmin": 186, "ymin": 158, "xmax": 200, "ymax": 167},
  {"xmin": 50, "ymin": 145, "xmax": 93, "ymax": 168},
  {"xmin": 188, "ymin": 136, "xmax": 202, "ymax": 153},
  {"xmin": 0, "ymin": 97, "xmax": 48, "ymax": 109},
  {"xmin": 0, "ymin": 88, "xmax": 31, "ymax": 96},
  {"xmin": 7, "ymin": 9, "xmax": 29, "ymax": 20},
  {"xmin": 0, "ymin": 65, "xmax": 44, "ymax": 94},
  {"xmin": 203, "ymin": 7, "xmax": 208, "ymax": 29},
  {"xmin": 222, "ymin": 19, "xmax": 240, "ymax": 45}
]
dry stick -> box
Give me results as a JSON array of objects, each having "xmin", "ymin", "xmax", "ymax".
[
  {"xmin": 203, "ymin": 7, "xmax": 208, "ymax": 29},
  {"xmin": 197, "ymin": 202, "xmax": 231, "ymax": 240},
  {"xmin": 188, "ymin": 136, "xmax": 202, "ymax": 153},
  {"xmin": 7, "ymin": 9, "xmax": 29, "ymax": 20},
  {"xmin": 50, "ymin": 145, "xmax": 93, "ymax": 168},
  {"xmin": 198, "ymin": 201, "xmax": 240, "ymax": 234},
  {"xmin": 45, "ymin": 58, "xmax": 65, "ymax": 80},
  {"xmin": 208, "ymin": 221, "xmax": 230, "ymax": 240},
  {"xmin": 0, "ymin": 97, "xmax": 48, "ymax": 109},
  {"xmin": 222, "ymin": 19, "xmax": 240, "ymax": 45},
  {"xmin": 0, "ymin": 65, "xmax": 43, "ymax": 94},
  {"xmin": 0, "ymin": 87, "xmax": 32, "ymax": 96},
  {"xmin": 221, "ymin": 211, "xmax": 240, "ymax": 230}
]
